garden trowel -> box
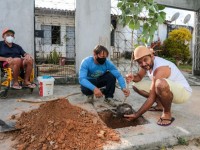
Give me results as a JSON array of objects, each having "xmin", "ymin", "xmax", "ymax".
[{"xmin": 0, "ymin": 119, "xmax": 18, "ymax": 133}]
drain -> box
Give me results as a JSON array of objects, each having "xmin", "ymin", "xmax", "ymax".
[{"xmin": 98, "ymin": 109, "xmax": 149, "ymax": 129}]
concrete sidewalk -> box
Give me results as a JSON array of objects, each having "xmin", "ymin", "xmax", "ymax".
[{"xmin": 0, "ymin": 83, "xmax": 200, "ymax": 150}]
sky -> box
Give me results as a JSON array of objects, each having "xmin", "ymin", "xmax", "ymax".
[
  {"xmin": 35, "ymin": 0, "xmax": 195, "ymax": 27},
  {"xmin": 35, "ymin": 0, "xmax": 76, "ymax": 10}
]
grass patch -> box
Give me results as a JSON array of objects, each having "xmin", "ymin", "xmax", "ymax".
[
  {"xmin": 178, "ymin": 64, "xmax": 192, "ymax": 72},
  {"xmin": 177, "ymin": 137, "xmax": 189, "ymax": 146}
]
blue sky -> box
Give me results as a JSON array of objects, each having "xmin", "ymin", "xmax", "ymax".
[{"xmin": 35, "ymin": 0, "xmax": 195, "ymax": 26}]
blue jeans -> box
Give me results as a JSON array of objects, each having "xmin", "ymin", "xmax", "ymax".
[{"xmin": 81, "ymin": 72, "xmax": 116, "ymax": 98}]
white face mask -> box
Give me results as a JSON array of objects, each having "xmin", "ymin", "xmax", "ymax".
[{"xmin": 5, "ymin": 36, "xmax": 14, "ymax": 44}]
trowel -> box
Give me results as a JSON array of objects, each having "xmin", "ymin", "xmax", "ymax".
[
  {"xmin": 106, "ymin": 103, "xmax": 134, "ymax": 118},
  {"xmin": 0, "ymin": 119, "xmax": 18, "ymax": 133}
]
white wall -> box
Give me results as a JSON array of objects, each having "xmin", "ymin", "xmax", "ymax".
[
  {"xmin": 114, "ymin": 23, "xmax": 168, "ymax": 53},
  {"xmin": 114, "ymin": 25, "xmax": 134, "ymax": 53},
  {"xmin": 0, "ymin": 0, "xmax": 34, "ymax": 56},
  {"xmin": 75, "ymin": 0, "xmax": 111, "ymax": 73},
  {"xmin": 155, "ymin": 24, "xmax": 168, "ymax": 43}
]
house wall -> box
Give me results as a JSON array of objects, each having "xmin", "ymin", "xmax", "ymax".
[
  {"xmin": 35, "ymin": 14, "xmax": 75, "ymax": 58},
  {"xmin": 75, "ymin": 0, "xmax": 111, "ymax": 73},
  {"xmin": 0, "ymin": 0, "xmax": 34, "ymax": 56},
  {"xmin": 113, "ymin": 23, "xmax": 168, "ymax": 53},
  {"xmin": 114, "ymin": 25, "xmax": 135, "ymax": 53},
  {"xmin": 157, "ymin": 24, "xmax": 168, "ymax": 42}
]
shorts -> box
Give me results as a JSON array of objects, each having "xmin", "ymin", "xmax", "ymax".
[
  {"xmin": 0, "ymin": 61, "xmax": 9, "ymax": 68},
  {"xmin": 132, "ymin": 79, "xmax": 191, "ymax": 104}
]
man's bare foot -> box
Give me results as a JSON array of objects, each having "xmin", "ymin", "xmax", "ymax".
[{"xmin": 12, "ymin": 82, "xmax": 22, "ymax": 90}]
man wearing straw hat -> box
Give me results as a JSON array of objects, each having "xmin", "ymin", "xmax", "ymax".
[{"xmin": 125, "ymin": 46, "xmax": 192, "ymax": 126}]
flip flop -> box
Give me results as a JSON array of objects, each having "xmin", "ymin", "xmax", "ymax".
[
  {"xmin": 157, "ymin": 117, "xmax": 175, "ymax": 126},
  {"xmin": 24, "ymin": 83, "xmax": 36, "ymax": 89},
  {"xmin": 11, "ymin": 85, "xmax": 22, "ymax": 90},
  {"xmin": 148, "ymin": 106, "xmax": 163, "ymax": 112}
]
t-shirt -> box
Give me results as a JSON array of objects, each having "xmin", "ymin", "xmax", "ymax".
[
  {"xmin": 0, "ymin": 41, "xmax": 26, "ymax": 58},
  {"xmin": 79, "ymin": 56, "xmax": 126, "ymax": 91},
  {"xmin": 147, "ymin": 56, "xmax": 192, "ymax": 93}
]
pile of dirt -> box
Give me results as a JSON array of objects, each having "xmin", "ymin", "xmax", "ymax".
[{"xmin": 13, "ymin": 99, "xmax": 120, "ymax": 150}]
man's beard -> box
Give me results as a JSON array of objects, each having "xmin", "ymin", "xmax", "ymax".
[{"xmin": 142, "ymin": 63, "xmax": 153, "ymax": 70}]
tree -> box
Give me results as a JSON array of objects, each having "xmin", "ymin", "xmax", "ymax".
[
  {"xmin": 117, "ymin": 0, "xmax": 166, "ymax": 45},
  {"xmin": 162, "ymin": 27, "xmax": 192, "ymax": 65}
]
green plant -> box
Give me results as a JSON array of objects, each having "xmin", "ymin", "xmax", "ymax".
[
  {"xmin": 46, "ymin": 48, "xmax": 61, "ymax": 64},
  {"xmin": 160, "ymin": 145, "xmax": 166, "ymax": 150},
  {"xmin": 169, "ymin": 27, "xmax": 192, "ymax": 42},
  {"xmin": 178, "ymin": 64, "xmax": 192, "ymax": 72},
  {"xmin": 161, "ymin": 28, "xmax": 192, "ymax": 65},
  {"xmin": 117, "ymin": 0, "xmax": 166, "ymax": 44},
  {"xmin": 63, "ymin": 34, "xmax": 70, "ymax": 43},
  {"xmin": 187, "ymin": 57, "xmax": 192, "ymax": 65},
  {"xmin": 177, "ymin": 137, "xmax": 189, "ymax": 146},
  {"xmin": 162, "ymin": 56, "xmax": 176, "ymax": 65}
]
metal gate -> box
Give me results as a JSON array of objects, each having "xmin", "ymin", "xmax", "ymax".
[
  {"xmin": 66, "ymin": 26, "xmax": 75, "ymax": 61},
  {"xmin": 111, "ymin": 1, "xmax": 139, "ymax": 77},
  {"xmin": 34, "ymin": 3, "xmax": 76, "ymax": 84}
]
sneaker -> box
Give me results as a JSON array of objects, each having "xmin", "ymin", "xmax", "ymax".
[
  {"xmin": 87, "ymin": 95, "xmax": 94, "ymax": 104},
  {"xmin": 104, "ymin": 98, "xmax": 117, "ymax": 107}
]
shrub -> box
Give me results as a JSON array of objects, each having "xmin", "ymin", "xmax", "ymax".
[
  {"xmin": 47, "ymin": 48, "xmax": 61, "ymax": 64},
  {"xmin": 161, "ymin": 27, "xmax": 192, "ymax": 65}
]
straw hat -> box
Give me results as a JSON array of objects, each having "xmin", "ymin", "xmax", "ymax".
[{"xmin": 133, "ymin": 46, "xmax": 152, "ymax": 60}]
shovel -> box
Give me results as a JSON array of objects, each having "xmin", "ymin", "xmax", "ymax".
[
  {"xmin": 0, "ymin": 119, "xmax": 18, "ymax": 133},
  {"xmin": 123, "ymin": 56, "xmax": 134, "ymax": 104}
]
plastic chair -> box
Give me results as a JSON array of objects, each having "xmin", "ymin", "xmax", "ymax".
[{"xmin": 0, "ymin": 65, "xmax": 34, "ymax": 98}]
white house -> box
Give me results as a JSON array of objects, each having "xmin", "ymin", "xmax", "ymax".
[
  {"xmin": 35, "ymin": 7, "xmax": 75, "ymax": 63},
  {"xmin": 111, "ymin": 15, "xmax": 193, "ymax": 56}
]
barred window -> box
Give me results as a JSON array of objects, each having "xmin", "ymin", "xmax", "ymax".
[{"xmin": 41, "ymin": 25, "xmax": 60, "ymax": 45}]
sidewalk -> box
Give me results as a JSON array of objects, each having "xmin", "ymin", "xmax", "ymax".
[{"xmin": 0, "ymin": 72, "xmax": 200, "ymax": 149}]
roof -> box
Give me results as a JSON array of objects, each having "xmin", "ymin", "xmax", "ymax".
[{"xmin": 35, "ymin": 7, "xmax": 75, "ymax": 16}]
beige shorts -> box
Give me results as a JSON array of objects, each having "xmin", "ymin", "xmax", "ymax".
[{"xmin": 132, "ymin": 79, "xmax": 191, "ymax": 104}]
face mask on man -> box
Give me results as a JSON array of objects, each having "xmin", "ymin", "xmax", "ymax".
[
  {"xmin": 96, "ymin": 57, "xmax": 106, "ymax": 65},
  {"xmin": 5, "ymin": 36, "xmax": 14, "ymax": 44}
]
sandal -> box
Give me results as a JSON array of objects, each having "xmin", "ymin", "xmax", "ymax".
[
  {"xmin": 157, "ymin": 117, "xmax": 175, "ymax": 126},
  {"xmin": 11, "ymin": 85, "xmax": 22, "ymax": 90},
  {"xmin": 24, "ymin": 83, "xmax": 36, "ymax": 89}
]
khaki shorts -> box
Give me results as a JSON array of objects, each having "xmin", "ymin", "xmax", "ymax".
[{"xmin": 132, "ymin": 79, "xmax": 191, "ymax": 104}]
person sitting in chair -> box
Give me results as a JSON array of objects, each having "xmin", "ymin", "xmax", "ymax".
[{"xmin": 0, "ymin": 28, "xmax": 35, "ymax": 89}]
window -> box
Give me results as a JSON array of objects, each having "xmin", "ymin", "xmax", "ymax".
[
  {"xmin": 41, "ymin": 25, "xmax": 60, "ymax": 45},
  {"xmin": 52, "ymin": 26, "xmax": 60, "ymax": 44}
]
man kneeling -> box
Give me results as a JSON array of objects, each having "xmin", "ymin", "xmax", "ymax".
[{"xmin": 79, "ymin": 45, "xmax": 130, "ymax": 107}]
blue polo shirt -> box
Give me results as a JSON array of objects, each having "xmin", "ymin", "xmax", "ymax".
[
  {"xmin": 79, "ymin": 56, "xmax": 126, "ymax": 91},
  {"xmin": 0, "ymin": 41, "xmax": 26, "ymax": 58}
]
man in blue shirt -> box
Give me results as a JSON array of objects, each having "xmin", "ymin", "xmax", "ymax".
[
  {"xmin": 79, "ymin": 45, "xmax": 130, "ymax": 107},
  {"xmin": 0, "ymin": 28, "xmax": 36, "ymax": 89}
]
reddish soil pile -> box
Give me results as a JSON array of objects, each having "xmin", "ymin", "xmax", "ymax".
[{"xmin": 14, "ymin": 99, "xmax": 120, "ymax": 150}]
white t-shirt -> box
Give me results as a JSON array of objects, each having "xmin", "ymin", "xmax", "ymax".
[{"xmin": 147, "ymin": 56, "xmax": 192, "ymax": 93}]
